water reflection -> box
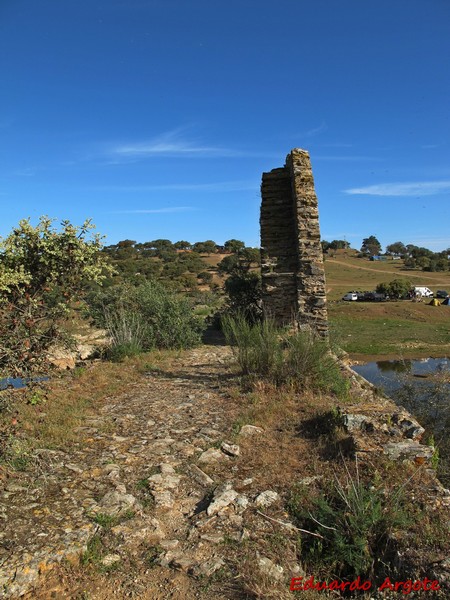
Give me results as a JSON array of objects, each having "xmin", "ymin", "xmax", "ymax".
[
  {"xmin": 352, "ymin": 357, "xmax": 450, "ymax": 486},
  {"xmin": 0, "ymin": 376, "xmax": 49, "ymax": 391},
  {"xmin": 376, "ymin": 359, "xmax": 411, "ymax": 373},
  {"xmin": 353, "ymin": 358, "xmax": 450, "ymax": 397}
]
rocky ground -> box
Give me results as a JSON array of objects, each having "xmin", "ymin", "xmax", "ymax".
[
  {"xmin": 1, "ymin": 345, "xmax": 450, "ymax": 599},
  {"xmin": 1, "ymin": 346, "xmax": 302, "ymax": 599}
]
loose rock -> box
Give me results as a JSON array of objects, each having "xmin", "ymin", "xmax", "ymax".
[
  {"xmin": 220, "ymin": 442, "xmax": 240, "ymax": 457},
  {"xmin": 207, "ymin": 484, "xmax": 239, "ymax": 516},
  {"xmin": 255, "ymin": 490, "xmax": 279, "ymax": 508}
]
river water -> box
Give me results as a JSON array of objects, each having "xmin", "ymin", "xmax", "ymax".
[
  {"xmin": 352, "ymin": 357, "xmax": 450, "ymax": 486},
  {"xmin": 0, "ymin": 376, "xmax": 49, "ymax": 391},
  {"xmin": 353, "ymin": 357, "xmax": 450, "ymax": 396}
]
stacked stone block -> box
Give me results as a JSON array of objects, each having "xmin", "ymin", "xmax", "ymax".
[{"xmin": 260, "ymin": 148, "xmax": 328, "ymax": 336}]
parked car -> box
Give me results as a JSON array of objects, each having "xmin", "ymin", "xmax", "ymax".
[
  {"xmin": 342, "ymin": 292, "xmax": 358, "ymax": 301},
  {"xmin": 363, "ymin": 291, "xmax": 388, "ymax": 302},
  {"xmin": 436, "ymin": 290, "xmax": 449, "ymax": 299},
  {"xmin": 413, "ymin": 286, "xmax": 433, "ymax": 298}
]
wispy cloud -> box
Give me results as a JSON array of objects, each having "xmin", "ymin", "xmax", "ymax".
[
  {"xmin": 14, "ymin": 167, "xmax": 38, "ymax": 177},
  {"xmin": 110, "ymin": 127, "xmax": 245, "ymax": 159},
  {"xmin": 111, "ymin": 206, "xmax": 195, "ymax": 214},
  {"xmin": 95, "ymin": 181, "xmax": 257, "ymax": 193},
  {"xmin": 344, "ymin": 180, "xmax": 450, "ymax": 197},
  {"xmin": 302, "ymin": 121, "xmax": 328, "ymax": 137}
]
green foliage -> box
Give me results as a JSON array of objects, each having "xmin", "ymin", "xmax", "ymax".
[
  {"xmin": 223, "ymin": 271, "xmax": 262, "ymax": 323},
  {"xmin": 386, "ymin": 241, "xmax": 406, "ymax": 256},
  {"xmin": 106, "ymin": 341, "xmax": 144, "ymax": 362},
  {"xmin": 222, "ymin": 314, "xmax": 349, "ymax": 397},
  {"xmin": 197, "ymin": 271, "xmax": 213, "ymax": 284},
  {"xmin": 424, "ymin": 257, "xmax": 449, "ymax": 272},
  {"xmin": 324, "ymin": 239, "xmax": 350, "ymax": 251},
  {"xmin": 0, "ymin": 217, "xmax": 113, "ymax": 376},
  {"xmin": 87, "ymin": 280, "xmax": 205, "ymax": 354},
  {"xmin": 361, "ymin": 235, "xmax": 382, "ymax": 256},
  {"xmin": 287, "ymin": 467, "xmax": 412, "ymax": 580},
  {"xmin": 376, "ymin": 278, "xmax": 411, "ymax": 299},
  {"xmin": 144, "ymin": 545, "xmax": 163, "ymax": 568},
  {"xmin": 80, "ymin": 535, "xmax": 104, "ymax": 566},
  {"xmin": 27, "ymin": 389, "xmax": 46, "ymax": 406},
  {"xmin": 217, "ymin": 253, "xmax": 240, "ymax": 274},
  {"xmin": 224, "ymin": 239, "xmax": 245, "ymax": 253},
  {"xmin": 174, "ymin": 240, "xmax": 192, "ymax": 250},
  {"xmin": 218, "ymin": 247, "xmax": 260, "ymax": 274},
  {"xmin": 92, "ymin": 513, "xmax": 119, "ymax": 529},
  {"xmin": 192, "ymin": 240, "xmax": 217, "ymax": 254},
  {"xmin": 101, "ymin": 238, "xmax": 210, "ymax": 287},
  {"xmin": 427, "ymin": 435, "xmax": 440, "ymax": 471}
]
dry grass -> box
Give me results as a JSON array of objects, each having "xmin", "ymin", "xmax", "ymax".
[
  {"xmin": 0, "ymin": 350, "xmax": 179, "ymax": 468},
  {"xmin": 325, "ymin": 255, "xmax": 450, "ymax": 301},
  {"xmin": 207, "ymin": 382, "xmax": 355, "ymax": 598}
]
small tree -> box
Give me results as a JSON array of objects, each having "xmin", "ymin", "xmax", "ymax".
[
  {"xmin": 0, "ymin": 217, "xmax": 113, "ymax": 375},
  {"xmin": 386, "ymin": 241, "xmax": 406, "ymax": 256},
  {"xmin": 192, "ymin": 240, "xmax": 217, "ymax": 254},
  {"xmin": 174, "ymin": 240, "xmax": 192, "ymax": 250},
  {"xmin": 224, "ymin": 272, "xmax": 262, "ymax": 323},
  {"xmin": 361, "ymin": 235, "xmax": 382, "ymax": 256},
  {"xmin": 329, "ymin": 240, "xmax": 350, "ymax": 250},
  {"xmin": 218, "ymin": 247, "xmax": 260, "ymax": 275},
  {"xmin": 224, "ymin": 239, "xmax": 245, "ymax": 254},
  {"xmin": 321, "ymin": 240, "xmax": 331, "ymax": 253},
  {"xmin": 376, "ymin": 278, "xmax": 411, "ymax": 300},
  {"xmin": 197, "ymin": 271, "xmax": 213, "ymax": 284}
]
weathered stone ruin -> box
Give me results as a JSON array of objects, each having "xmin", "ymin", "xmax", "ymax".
[{"xmin": 260, "ymin": 148, "xmax": 328, "ymax": 336}]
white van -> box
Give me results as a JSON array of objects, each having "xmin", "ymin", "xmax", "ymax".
[
  {"xmin": 414, "ymin": 287, "xmax": 433, "ymax": 298},
  {"xmin": 342, "ymin": 292, "xmax": 358, "ymax": 301}
]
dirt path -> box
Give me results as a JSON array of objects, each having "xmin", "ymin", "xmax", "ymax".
[
  {"xmin": 327, "ymin": 259, "xmax": 450, "ymax": 284},
  {"xmin": 1, "ymin": 346, "xmax": 262, "ymax": 599},
  {"xmin": 2, "ymin": 345, "xmax": 450, "ymax": 599}
]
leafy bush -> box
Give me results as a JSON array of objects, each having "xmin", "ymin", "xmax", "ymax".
[
  {"xmin": 222, "ymin": 314, "xmax": 349, "ymax": 397},
  {"xmin": 222, "ymin": 313, "xmax": 283, "ymax": 380},
  {"xmin": 101, "ymin": 304, "xmax": 145, "ymax": 361},
  {"xmin": 87, "ymin": 280, "xmax": 204, "ymax": 356},
  {"xmin": 0, "ymin": 217, "xmax": 112, "ymax": 376},
  {"xmin": 376, "ymin": 278, "xmax": 411, "ymax": 299},
  {"xmin": 223, "ymin": 271, "xmax": 262, "ymax": 324},
  {"xmin": 287, "ymin": 466, "xmax": 411, "ymax": 581}
]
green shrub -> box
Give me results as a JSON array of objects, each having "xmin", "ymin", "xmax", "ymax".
[
  {"xmin": 87, "ymin": 280, "xmax": 204, "ymax": 355},
  {"xmin": 106, "ymin": 341, "xmax": 143, "ymax": 362},
  {"xmin": 223, "ymin": 271, "xmax": 262, "ymax": 323},
  {"xmin": 222, "ymin": 313, "xmax": 283, "ymax": 382},
  {"xmin": 222, "ymin": 314, "xmax": 349, "ymax": 397},
  {"xmin": 0, "ymin": 217, "xmax": 113, "ymax": 376},
  {"xmin": 376, "ymin": 278, "xmax": 411, "ymax": 299},
  {"xmin": 287, "ymin": 467, "xmax": 412, "ymax": 581}
]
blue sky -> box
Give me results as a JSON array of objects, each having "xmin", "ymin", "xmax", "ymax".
[{"xmin": 1, "ymin": 0, "xmax": 449, "ymax": 251}]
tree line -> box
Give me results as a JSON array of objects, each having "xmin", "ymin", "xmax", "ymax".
[
  {"xmin": 321, "ymin": 236, "xmax": 450, "ymax": 272},
  {"xmin": 101, "ymin": 237, "xmax": 260, "ymax": 289}
]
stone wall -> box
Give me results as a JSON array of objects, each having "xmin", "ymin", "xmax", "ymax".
[{"xmin": 260, "ymin": 148, "xmax": 328, "ymax": 336}]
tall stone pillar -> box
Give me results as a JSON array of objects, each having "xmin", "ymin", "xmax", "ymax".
[{"xmin": 260, "ymin": 148, "xmax": 328, "ymax": 336}]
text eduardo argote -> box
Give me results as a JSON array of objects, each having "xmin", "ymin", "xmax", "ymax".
[{"xmin": 290, "ymin": 575, "xmax": 441, "ymax": 594}]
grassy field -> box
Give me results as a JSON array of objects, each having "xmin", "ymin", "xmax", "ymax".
[
  {"xmin": 324, "ymin": 251, "xmax": 450, "ymax": 301},
  {"xmin": 323, "ymin": 252, "xmax": 450, "ymax": 361}
]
